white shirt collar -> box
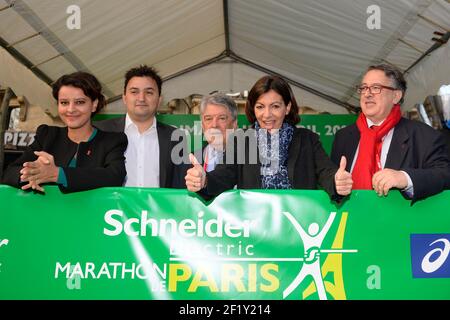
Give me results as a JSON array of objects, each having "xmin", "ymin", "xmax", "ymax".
[
  {"xmin": 125, "ymin": 113, "xmax": 156, "ymax": 133},
  {"xmin": 366, "ymin": 117, "xmax": 385, "ymax": 127}
]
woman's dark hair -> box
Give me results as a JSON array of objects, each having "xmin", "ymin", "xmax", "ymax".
[
  {"xmin": 52, "ymin": 71, "xmax": 105, "ymax": 116},
  {"xmin": 245, "ymin": 75, "xmax": 300, "ymax": 126}
]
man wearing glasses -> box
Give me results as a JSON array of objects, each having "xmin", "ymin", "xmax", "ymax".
[{"xmin": 331, "ymin": 64, "xmax": 450, "ymax": 202}]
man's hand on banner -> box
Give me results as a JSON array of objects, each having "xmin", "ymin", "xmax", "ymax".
[
  {"xmin": 334, "ymin": 156, "xmax": 353, "ymax": 196},
  {"xmin": 185, "ymin": 153, "xmax": 206, "ymax": 192}
]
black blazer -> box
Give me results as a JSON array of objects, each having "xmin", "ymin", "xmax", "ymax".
[
  {"xmin": 94, "ymin": 116, "xmax": 185, "ymax": 188},
  {"xmin": 205, "ymin": 127, "xmax": 340, "ymax": 199},
  {"xmin": 2, "ymin": 124, "xmax": 127, "ymax": 193},
  {"xmin": 331, "ymin": 118, "xmax": 450, "ymax": 201},
  {"xmin": 441, "ymin": 127, "xmax": 450, "ymax": 158}
]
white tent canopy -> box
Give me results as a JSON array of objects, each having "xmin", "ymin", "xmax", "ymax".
[{"xmin": 0, "ymin": 0, "xmax": 449, "ymax": 116}]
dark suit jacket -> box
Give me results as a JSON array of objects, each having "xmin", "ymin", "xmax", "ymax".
[
  {"xmin": 94, "ymin": 116, "xmax": 185, "ymax": 188},
  {"xmin": 331, "ymin": 118, "xmax": 450, "ymax": 201},
  {"xmin": 205, "ymin": 127, "xmax": 340, "ymax": 200},
  {"xmin": 2, "ymin": 124, "xmax": 127, "ymax": 193},
  {"xmin": 441, "ymin": 127, "xmax": 450, "ymax": 158}
]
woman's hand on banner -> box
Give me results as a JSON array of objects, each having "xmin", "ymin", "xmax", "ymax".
[{"xmin": 20, "ymin": 151, "xmax": 58, "ymax": 192}]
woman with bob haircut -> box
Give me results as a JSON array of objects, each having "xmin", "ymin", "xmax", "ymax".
[
  {"xmin": 3, "ymin": 71, "xmax": 127, "ymax": 193},
  {"xmin": 185, "ymin": 75, "xmax": 353, "ymax": 199}
]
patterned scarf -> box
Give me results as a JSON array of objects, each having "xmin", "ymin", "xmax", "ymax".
[{"xmin": 255, "ymin": 122, "xmax": 294, "ymax": 189}]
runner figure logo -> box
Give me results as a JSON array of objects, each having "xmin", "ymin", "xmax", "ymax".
[
  {"xmin": 0, "ymin": 239, "xmax": 9, "ymax": 248},
  {"xmin": 282, "ymin": 211, "xmax": 357, "ymax": 300}
]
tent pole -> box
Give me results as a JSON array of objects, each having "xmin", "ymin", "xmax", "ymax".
[
  {"xmin": 0, "ymin": 87, "xmax": 14, "ymax": 178},
  {"xmin": 106, "ymin": 52, "xmax": 228, "ymax": 104},
  {"xmin": 5, "ymin": 0, "xmax": 114, "ymax": 97},
  {"xmin": 0, "ymin": 37, "xmax": 53, "ymax": 86},
  {"xmin": 405, "ymin": 31, "xmax": 449, "ymax": 73},
  {"xmin": 227, "ymin": 52, "xmax": 359, "ymax": 113},
  {"xmin": 223, "ymin": 0, "xmax": 231, "ymax": 55}
]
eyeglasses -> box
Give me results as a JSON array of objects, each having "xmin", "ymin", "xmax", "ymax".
[{"xmin": 356, "ymin": 84, "xmax": 398, "ymax": 95}]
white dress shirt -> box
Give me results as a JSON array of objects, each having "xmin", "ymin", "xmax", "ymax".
[
  {"xmin": 123, "ymin": 114, "xmax": 160, "ymax": 187},
  {"xmin": 351, "ymin": 118, "xmax": 413, "ymax": 196},
  {"xmin": 203, "ymin": 144, "xmax": 222, "ymax": 173}
]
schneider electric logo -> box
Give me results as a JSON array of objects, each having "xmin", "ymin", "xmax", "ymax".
[
  {"xmin": 411, "ymin": 234, "xmax": 450, "ymax": 278},
  {"xmin": 56, "ymin": 210, "xmax": 357, "ymax": 300},
  {"xmin": 100, "ymin": 209, "xmax": 359, "ymax": 300}
]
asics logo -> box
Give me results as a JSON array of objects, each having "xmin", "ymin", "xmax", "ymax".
[{"xmin": 421, "ymin": 238, "xmax": 450, "ymax": 273}]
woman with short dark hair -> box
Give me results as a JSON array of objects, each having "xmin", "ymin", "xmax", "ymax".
[{"xmin": 3, "ymin": 72, "xmax": 127, "ymax": 193}]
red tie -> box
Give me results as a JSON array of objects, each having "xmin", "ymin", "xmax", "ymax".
[{"xmin": 203, "ymin": 152, "xmax": 208, "ymax": 172}]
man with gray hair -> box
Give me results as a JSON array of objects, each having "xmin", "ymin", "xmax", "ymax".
[
  {"xmin": 172, "ymin": 93, "xmax": 238, "ymax": 187},
  {"xmin": 199, "ymin": 93, "xmax": 238, "ymax": 171}
]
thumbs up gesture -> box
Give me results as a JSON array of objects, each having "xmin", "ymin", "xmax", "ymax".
[
  {"xmin": 334, "ymin": 156, "xmax": 353, "ymax": 196},
  {"xmin": 185, "ymin": 153, "xmax": 206, "ymax": 192}
]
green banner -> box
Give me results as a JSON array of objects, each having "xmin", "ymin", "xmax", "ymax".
[
  {"xmin": 94, "ymin": 114, "xmax": 357, "ymax": 154},
  {"xmin": 0, "ymin": 186, "xmax": 449, "ymax": 300}
]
